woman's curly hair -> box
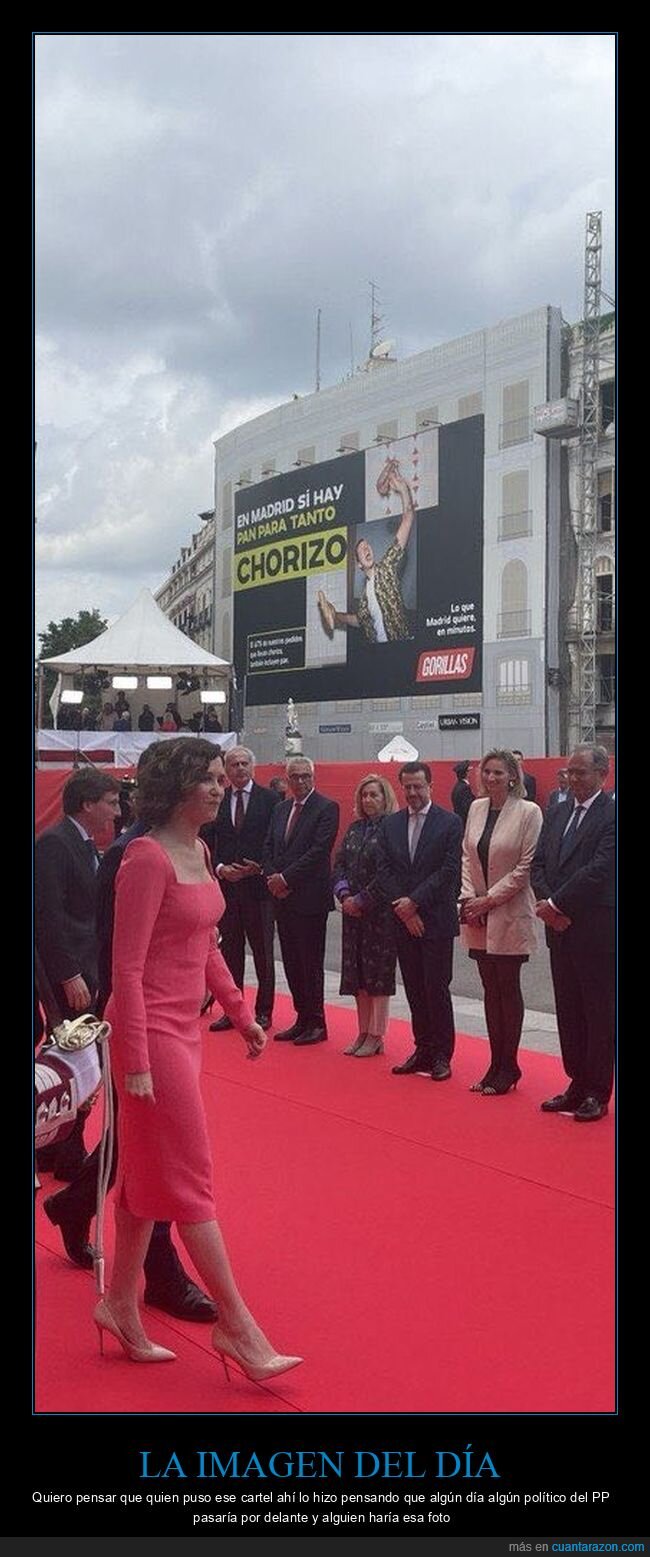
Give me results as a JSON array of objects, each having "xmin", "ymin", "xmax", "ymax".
[{"xmin": 136, "ymin": 738, "xmax": 223, "ymax": 828}]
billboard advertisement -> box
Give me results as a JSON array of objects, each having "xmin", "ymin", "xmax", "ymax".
[{"xmin": 233, "ymin": 419, "xmax": 483, "ymax": 706}]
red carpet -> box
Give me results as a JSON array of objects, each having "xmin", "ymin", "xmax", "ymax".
[{"xmin": 35, "ymin": 994, "xmax": 614, "ymax": 1414}]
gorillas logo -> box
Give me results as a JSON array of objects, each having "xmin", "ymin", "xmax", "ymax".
[{"xmin": 416, "ymin": 648, "xmax": 475, "ymax": 682}]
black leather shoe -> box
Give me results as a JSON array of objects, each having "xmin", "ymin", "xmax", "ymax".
[
  {"xmin": 540, "ymin": 1090, "xmax": 582, "ymax": 1113},
  {"xmin": 430, "ymin": 1059, "xmax": 452, "ymax": 1081},
  {"xmin": 144, "ymin": 1277, "xmax": 218, "ymax": 1322},
  {"xmin": 574, "ymin": 1096, "xmax": 608, "ymax": 1122},
  {"xmin": 43, "ymin": 1194, "xmax": 93, "ymax": 1270},
  {"xmin": 209, "ymin": 1015, "xmax": 234, "ymax": 1032},
  {"xmin": 274, "ymin": 1023, "xmax": 305, "ymax": 1041},
  {"xmin": 392, "ymin": 1052, "xmax": 432, "ymax": 1075},
  {"xmin": 293, "ymin": 1026, "xmax": 327, "ymax": 1046},
  {"xmin": 256, "ymin": 1015, "xmax": 272, "ymax": 1031}
]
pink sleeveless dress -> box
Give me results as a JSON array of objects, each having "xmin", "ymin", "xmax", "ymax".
[{"xmin": 105, "ymin": 836, "xmax": 252, "ymax": 1222}]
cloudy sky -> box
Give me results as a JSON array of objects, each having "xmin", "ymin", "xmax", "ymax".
[{"xmin": 35, "ymin": 33, "xmax": 615, "ymax": 640}]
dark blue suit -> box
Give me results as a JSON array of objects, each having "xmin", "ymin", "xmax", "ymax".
[
  {"xmin": 203, "ymin": 782, "xmax": 280, "ymax": 1021},
  {"xmin": 531, "ymin": 791, "xmax": 615, "ymax": 1104},
  {"xmin": 373, "ymin": 805, "xmax": 462, "ymax": 1063},
  {"xmin": 262, "ymin": 790, "xmax": 339, "ymax": 1029},
  {"xmin": 35, "ymin": 817, "xmax": 99, "ymax": 1014}
]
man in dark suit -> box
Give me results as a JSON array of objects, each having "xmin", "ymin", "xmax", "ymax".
[
  {"xmin": 450, "ymin": 761, "xmax": 474, "ymax": 825},
  {"xmin": 546, "ymin": 768, "xmax": 570, "ymax": 812},
  {"xmin": 512, "ymin": 750, "xmax": 537, "ymax": 802},
  {"xmin": 43, "ymin": 744, "xmax": 220, "ymax": 1318},
  {"xmin": 203, "ymin": 746, "xmax": 280, "ymax": 1033},
  {"xmin": 372, "ymin": 761, "xmax": 462, "ymax": 1080},
  {"xmin": 262, "ymin": 756, "xmax": 339, "ymax": 1045},
  {"xmin": 531, "ymin": 744, "xmax": 615, "ymax": 1122},
  {"xmin": 35, "ymin": 768, "xmax": 121, "ymax": 1179}
]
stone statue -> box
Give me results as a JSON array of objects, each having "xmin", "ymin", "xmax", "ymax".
[{"xmin": 284, "ymin": 697, "xmax": 302, "ymax": 756}]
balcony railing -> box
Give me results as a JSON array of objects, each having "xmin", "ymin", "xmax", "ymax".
[
  {"xmin": 497, "ymin": 609, "xmax": 532, "ymax": 639},
  {"xmin": 499, "ymin": 416, "xmax": 532, "ymax": 449},
  {"xmin": 496, "ymin": 687, "xmax": 532, "ymax": 705},
  {"xmin": 498, "ymin": 509, "xmax": 533, "ymax": 540}
]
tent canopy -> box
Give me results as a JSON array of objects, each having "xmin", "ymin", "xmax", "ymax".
[{"xmin": 41, "ymin": 588, "xmax": 230, "ymax": 678}]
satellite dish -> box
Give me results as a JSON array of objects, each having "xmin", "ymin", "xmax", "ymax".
[{"xmin": 370, "ymin": 339, "xmax": 395, "ymax": 360}]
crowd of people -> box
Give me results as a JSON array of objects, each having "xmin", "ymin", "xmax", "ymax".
[{"xmin": 35, "ymin": 738, "xmax": 615, "ymax": 1383}]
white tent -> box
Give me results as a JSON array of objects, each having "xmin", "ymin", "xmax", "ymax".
[
  {"xmin": 40, "ymin": 587, "xmax": 230, "ymax": 676},
  {"xmin": 37, "ymin": 587, "xmax": 232, "ymax": 736}
]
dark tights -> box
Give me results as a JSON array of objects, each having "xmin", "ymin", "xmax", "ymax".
[{"xmin": 474, "ymin": 953, "xmax": 526, "ymax": 1084}]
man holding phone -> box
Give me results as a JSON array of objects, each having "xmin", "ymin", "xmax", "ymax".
[{"xmin": 202, "ymin": 746, "xmax": 281, "ymax": 1031}]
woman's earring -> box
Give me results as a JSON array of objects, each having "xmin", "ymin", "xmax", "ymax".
[{"xmin": 508, "ymin": 780, "xmax": 515, "ymax": 788}]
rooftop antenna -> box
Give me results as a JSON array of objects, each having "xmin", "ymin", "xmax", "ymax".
[
  {"xmin": 315, "ymin": 307, "xmax": 321, "ymax": 393},
  {"xmin": 369, "ymin": 281, "xmax": 386, "ymax": 356}
]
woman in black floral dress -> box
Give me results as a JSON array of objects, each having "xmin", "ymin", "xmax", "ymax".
[{"xmin": 332, "ymin": 774, "xmax": 398, "ymax": 1057}]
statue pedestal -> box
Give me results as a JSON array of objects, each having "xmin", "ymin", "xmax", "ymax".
[{"xmin": 285, "ymin": 732, "xmax": 303, "ymax": 758}]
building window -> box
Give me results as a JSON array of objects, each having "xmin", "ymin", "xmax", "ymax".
[
  {"xmin": 499, "ymin": 470, "xmax": 531, "ymax": 539},
  {"xmin": 372, "ymin": 697, "xmax": 400, "ymax": 711},
  {"xmin": 335, "ymin": 700, "xmax": 362, "ymax": 712},
  {"xmin": 599, "ymin": 379, "xmax": 615, "ymax": 433},
  {"xmin": 375, "ymin": 419, "xmax": 398, "ymax": 444},
  {"xmin": 596, "ymin": 570, "xmax": 614, "ymax": 632},
  {"xmin": 496, "ymin": 658, "xmax": 532, "ymax": 705},
  {"xmin": 415, "ymin": 407, "xmax": 439, "ymax": 432},
  {"xmin": 598, "ymin": 469, "xmax": 614, "ymax": 532},
  {"xmin": 222, "ymin": 547, "xmax": 232, "ymax": 597},
  {"xmin": 500, "ymin": 380, "xmax": 531, "ymax": 448},
  {"xmin": 458, "ymin": 391, "xmax": 482, "ymax": 420},
  {"xmin": 597, "ymin": 653, "xmax": 615, "ymax": 704},
  {"xmin": 337, "ymin": 431, "xmax": 359, "ymax": 453},
  {"xmin": 498, "ymin": 560, "xmax": 530, "ymax": 638}
]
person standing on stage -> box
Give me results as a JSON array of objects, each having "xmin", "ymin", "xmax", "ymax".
[
  {"xmin": 35, "ymin": 768, "xmax": 121, "ymax": 1181},
  {"xmin": 333, "ymin": 773, "xmax": 398, "ymax": 1058},
  {"xmin": 450, "ymin": 761, "xmax": 474, "ymax": 825},
  {"xmin": 512, "ymin": 750, "xmax": 537, "ymax": 802},
  {"xmin": 459, "ymin": 749, "xmax": 543, "ymax": 1096},
  {"xmin": 203, "ymin": 746, "xmax": 280, "ymax": 1034},
  {"xmin": 43, "ymin": 743, "xmax": 221, "ymax": 1321},
  {"xmin": 532, "ymin": 744, "xmax": 615, "ymax": 1123},
  {"xmin": 373, "ymin": 762, "xmax": 462, "ymax": 1081},
  {"xmin": 262, "ymin": 756, "xmax": 339, "ymax": 1046}
]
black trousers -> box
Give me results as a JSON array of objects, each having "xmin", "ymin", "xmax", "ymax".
[
  {"xmin": 473, "ymin": 953, "xmax": 526, "ymax": 1082},
  {"xmin": 276, "ymin": 906, "xmax": 328, "ymax": 1028},
  {"xmin": 395, "ymin": 932, "xmax": 455, "ymax": 1062},
  {"xmin": 219, "ymin": 890, "xmax": 275, "ymax": 1020},
  {"xmin": 548, "ymin": 917, "xmax": 615, "ymax": 1104}
]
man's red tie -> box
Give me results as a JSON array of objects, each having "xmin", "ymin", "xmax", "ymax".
[
  {"xmin": 284, "ymin": 801, "xmax": 302, "ymax": 842},
  {"xmin": 234, "ymin": 790, "xmax": 245, "ymax": 832}
]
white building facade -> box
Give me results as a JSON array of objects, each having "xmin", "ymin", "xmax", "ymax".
[{"xmin": 157, "ymin": 305, "xmax": 573, "ymax": 761}]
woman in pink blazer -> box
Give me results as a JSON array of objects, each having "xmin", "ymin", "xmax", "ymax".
[{"xmin": 459, "ymin": 749, "xmax": 543, "ymax": 1095}]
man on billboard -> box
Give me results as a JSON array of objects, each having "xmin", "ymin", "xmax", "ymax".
[{"xmin": 317, "ymin": 457, "xmax": 416, "ymax": 643}]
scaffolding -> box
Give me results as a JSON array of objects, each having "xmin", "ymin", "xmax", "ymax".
[{"xmin": 575, "ymin": 211, "xmax": 602, "ymax": 743}]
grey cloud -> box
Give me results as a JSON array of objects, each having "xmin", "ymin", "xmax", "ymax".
[{"xmin": 35, "ymin": 33, "xmax": 614, "ymax": 636}]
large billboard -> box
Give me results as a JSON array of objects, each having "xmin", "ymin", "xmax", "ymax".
[{"xmin": 233, "ymin": 419, "xmax": 483, "ymax": 706}]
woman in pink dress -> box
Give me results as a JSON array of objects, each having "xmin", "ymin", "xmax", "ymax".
[{"xmin": 97, "ymin": 738, "xmax": 302, "ymax": 1382}]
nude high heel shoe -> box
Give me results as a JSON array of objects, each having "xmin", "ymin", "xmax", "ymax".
[
  {"xmin": 343, "ymin": 1032, "xmax": 367, "ymax": 1055},
  {"xmin": 211, "ymin": 1323, "xmax": 303, "ymax": 1383},
  {"xmin": 94, "ymin": 1299, "xmax": 176, "ymax": 1363},
  {"xmin": 353, "ymin": 1035, "xmax": 384, "ymax": 1058}
]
